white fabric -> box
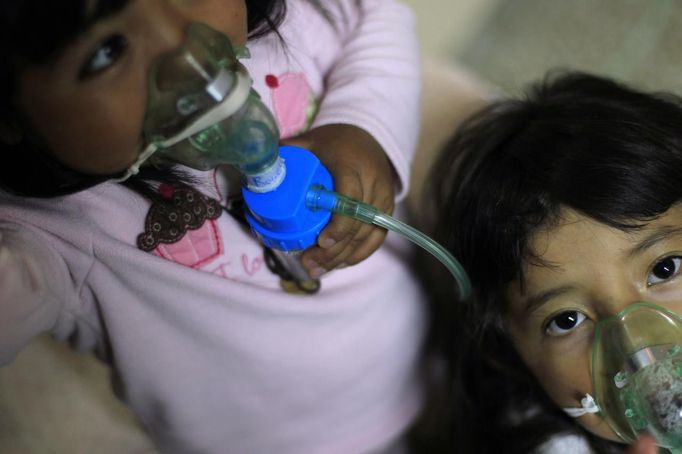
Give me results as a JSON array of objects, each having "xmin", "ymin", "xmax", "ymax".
[{"xmin": 535, "ymin": 434, "xmax": 594, "ymax": 454}]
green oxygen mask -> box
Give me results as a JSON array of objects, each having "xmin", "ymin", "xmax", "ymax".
[
  {"xmin": 590, "ymin": 303, "xmax": 682, "ymax": 452},
  {"xmin": 115, "ymin": 22, "xmax": 285, "ymax": 192}
]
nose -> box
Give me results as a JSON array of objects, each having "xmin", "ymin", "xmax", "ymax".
[
  {"xmin": 138, "ymin": 0, "xmax": 195, "ymax": 56},
  {"xmin": 591, "ymin": 281, "xmax": 644, "ymax": 320}
]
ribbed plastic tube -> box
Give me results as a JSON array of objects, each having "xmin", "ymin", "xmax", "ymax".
[{"xmin": 307, "ymin": 186, "xmax": 471, "ymax": 300}]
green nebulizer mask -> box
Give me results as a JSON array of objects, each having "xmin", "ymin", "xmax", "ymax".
[
  {"xmin": 115, "ymin": 22, "xmax": 285, "ymax": 192},
  {"xmin": 591, "ymin": 303, "xmax": 682, "ymax": 452}
]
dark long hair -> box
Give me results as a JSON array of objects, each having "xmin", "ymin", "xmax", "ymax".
[
  {"xmin": 415, "ymin": 72, "xmax": 682, "ymax": 453},
  {"xmin": 0, "ymin": 0, "xmax": 287, "ymax": 198}
]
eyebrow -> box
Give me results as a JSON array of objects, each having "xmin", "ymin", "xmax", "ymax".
[
  {"xmin": 627, "ymin": 225, "xmax": 682, "ymax": 258},
  {"xmin": 523, "ymin": 285, "xmax": 576, "ymax": 315}
]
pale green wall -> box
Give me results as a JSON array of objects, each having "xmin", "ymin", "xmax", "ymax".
[
  {"xmin": 405, "ymin": 0, "xmax": 682, "ymax": 94},
  {"xmin": 402, "ymin": 0, "xmax": 500, "ymax": 57}
]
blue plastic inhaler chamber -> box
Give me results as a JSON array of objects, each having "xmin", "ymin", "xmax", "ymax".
[{"xmin": 243, "ymin": 145, "xmax": 333, "ymax": 252}]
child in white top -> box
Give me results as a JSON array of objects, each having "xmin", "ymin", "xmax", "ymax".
[{"xmin": 426, "ymin": 71, "xmax": 675, "ymax": 454}]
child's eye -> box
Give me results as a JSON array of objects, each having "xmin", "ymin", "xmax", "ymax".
[
  {"xmin": 79, "ymin": 34, "xmax": 128, "ymax": 79},
  {"xmin": 545, "ymin": 310, "xmax": 587, "ymax": 336},
  {"xmin": 648, "ymin": 256, "xmax": 682, "ymax": 286}
]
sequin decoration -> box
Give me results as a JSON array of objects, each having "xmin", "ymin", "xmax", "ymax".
[{"xmin": 137, "ymin": 183, "xmax": 223, "ymax": 252}]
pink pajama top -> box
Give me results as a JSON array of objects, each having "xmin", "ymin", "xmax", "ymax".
[{"xmin": 0, "ymin": 1, "xmax": 425, "ymax": 452}]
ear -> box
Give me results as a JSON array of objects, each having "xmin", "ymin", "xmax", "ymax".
[{"xmin": 0, "ymin": 120, "xmax": 23, "ymax": 145}]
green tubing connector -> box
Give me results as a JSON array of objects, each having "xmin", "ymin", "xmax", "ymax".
[{"xmin": 307, "ymin": 186, "xmax": 472, "ymax": 301}]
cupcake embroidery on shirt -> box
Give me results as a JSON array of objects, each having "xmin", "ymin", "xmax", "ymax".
[
  {"xmin": 137, "ymin": 183, "xmax": 224, "ymax": 269},
  {"xmin": 265, "ymin": 73, "xmax": 318, "ymax": 138}
]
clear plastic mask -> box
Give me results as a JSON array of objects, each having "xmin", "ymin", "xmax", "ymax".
[
  {"xmin": 592, "ymin": 302, "xmax": 682, "ymax": 451},
  {"xmin": 116, "ymin": 22, "xmax": 284, "ymax": 192}
]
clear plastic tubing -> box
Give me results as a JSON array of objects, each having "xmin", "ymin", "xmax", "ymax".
[{"xmin": 307, "ymin": 186, "xmax": 472, "ymax": 300}]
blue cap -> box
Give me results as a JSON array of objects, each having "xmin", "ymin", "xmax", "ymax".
[{"xmin": 243, "ymin": 145, "xmax": 333, "ymax": 251}]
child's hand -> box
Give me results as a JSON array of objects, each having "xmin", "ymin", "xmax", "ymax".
[
  {"xmin": 282, "ymin": 124, "xmax": 396, "ymax": 278},
  {"xmin": 625, "ymin": 433, "xmax": 658, "ymax": 454}
]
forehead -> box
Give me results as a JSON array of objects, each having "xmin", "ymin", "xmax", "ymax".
[
  {"xmin": 539, "ymin": 206, "xmax": 682, "ymax": 254},
  {"xmin": 528, "ymin": 209, "xmax": 624, "ymax": 268},
  {"xmin": 518, "ymin": 205, "xmax": 682, "ymax": 290}
]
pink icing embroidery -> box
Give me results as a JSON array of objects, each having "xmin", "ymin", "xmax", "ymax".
[
  {"xmin": 138, "ymin": 184, "xmax": 222, "ymax": 252},
  {"xmin": 153, "ymin": 219, "xmax": 224, "ymax": 269},
  {"xmin": 267, "ymin": 73, "xmax": 316, "ymax": 138},
  {"xmin": 137, "ymin": 183, "xmax": 224, "ymax": 269}
]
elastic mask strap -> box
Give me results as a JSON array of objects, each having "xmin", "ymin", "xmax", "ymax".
[
  {"xmin": 562, "ymin": 393, "xmax": 600, "ymax": 417},
  {"xmin": 112, "ymin": 68, "xmax": 252, "ymax": 183}
]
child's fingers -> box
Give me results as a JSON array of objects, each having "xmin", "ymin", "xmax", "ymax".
[
  {"xmin": 340, "ymin": 228, "xmax": 387, "ymax": 266},
  {"xmin": 316, "ymin": 209, "xmax": 362, "ymax": 249},
  {"xmin": 321, "ymin": 222, "xmax": 383, "ymax": 269},
  {"xmin": 306, "ymin": 172, "xmax": 393, "ymax": 273},
  {"xmin": 302, "ymin": 223, "xmax": 385, "ymax": 277},
  {"xmin": 298, "ymin": 224, "xmax": 354, "ymax": 275},
  {"xmin": 307, "ymin": 218, "xmax": 374, "ymax": 269}
]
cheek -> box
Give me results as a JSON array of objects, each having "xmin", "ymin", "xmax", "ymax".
[
  {"xmin": 510, "ymin": 330, "xmax": 593, "ymax": 408},
  {"xmin": 532, "ymin": 351, "xmax": 592, "ymax": 405},
  {"xmin": 53, "ymin": 99, "xmax": 145, "ymax": 174},
  {"xmin": 20, "ymin": 80, "xmax": 146, "ymax": 175},
  {"xmin": 514, "ymin": 336, "xmax": 625, "ymax": 439}
]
